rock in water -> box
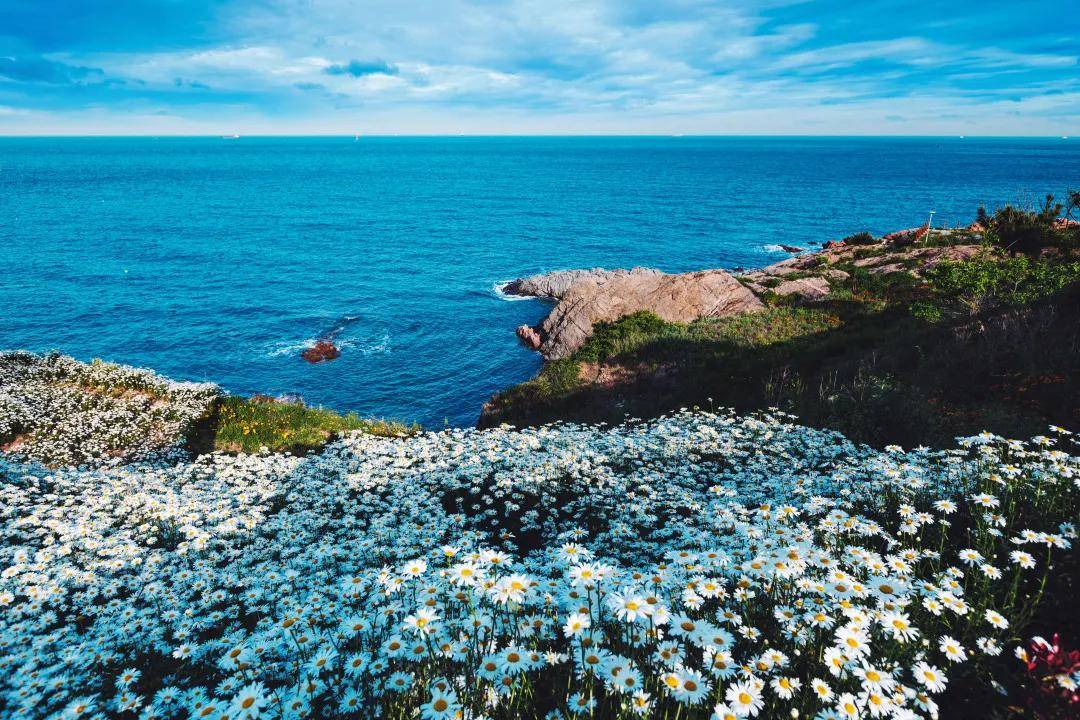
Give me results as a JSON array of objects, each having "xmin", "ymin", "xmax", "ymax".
[
  {"xmin": 520, "ymin": 268, "xmax": 764, "ymax": 360},
  {"xmin": 301, "ymin": 340, "xmax": 341, "ymax": 363},
  {"xmin": 516, "ymin": 325, "xmax": 543, "ymax": 350}
]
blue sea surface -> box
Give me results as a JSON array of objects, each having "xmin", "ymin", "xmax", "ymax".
[{"xmin": 3, "ymin": 136, "xmax": 1079, "ymax": 426}]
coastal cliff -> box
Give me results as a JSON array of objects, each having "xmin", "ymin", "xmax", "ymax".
[
  {"xmin": 505, "ymin": 267, "xmax": 764, "ymax": 359},
  {"xmin": 481, "ymin": 222, "xmax": 1080, "ymax": 446},
  {"xmin": 503, "ymin": 242, "xmax": 989, "ymax": 361}
]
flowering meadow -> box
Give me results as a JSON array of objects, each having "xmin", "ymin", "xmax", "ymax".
[
  {"xmin": 1, "ymin": 398, "xmax": 1077, "ymax": 720},
  {"xmin": 0, "ymin": 352, "xmax": 218, "ymax": 467}
]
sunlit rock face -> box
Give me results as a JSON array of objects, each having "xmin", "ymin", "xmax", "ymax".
[{"xmin": 506, "ymin": 267, "xmax": 764, "ymax": 359}]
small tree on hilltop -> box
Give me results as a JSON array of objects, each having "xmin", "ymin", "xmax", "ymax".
[
  {"xmin": 1063, "ymin": 189, "xmax": 1080, "ymax": 250},
  {"xmin": 1068, "ymin": 189, "xmax": 1080, "ymax": 215},
  {"xmin": 982, "ymin": 194, "xmax": 1062, "ymax": 255}
]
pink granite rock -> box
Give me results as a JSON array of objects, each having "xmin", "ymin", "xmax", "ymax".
[
  {"xmin": 516, "ymin": 324, "xmax": 543, "ymax": 350},
  {"xmin": 518, "ymin": 268, "xmax": 764, "ymax": 359}
]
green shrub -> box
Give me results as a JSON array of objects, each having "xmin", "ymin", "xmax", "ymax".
[
  {"xmin": 847, "ymin": 267, "xmax": 917, "ymax": 298},
  {"xmin": 910, "ymin": 300, "xmax": 944, "ymax": 323},
  {"xmin": 575, "ymin": 311, "xmax": 682, "ymax": 363},
  {"xmin": 842, "ymin": 231, "xmax": 878, "ymax": 245},
  {"xmin": 925, "ymin": 256, "xmax": 1080, "ymax": 313},
  {"xmin": 534, "ymin": 358, "xmax": 582, "ymax": 395},
  {"xmin": 979, "ymin": 195, "xmax": 1063, "ymax": 254},
  {"xmin": 815, "ymin": 370, "xmax": 939, "ymax": 445}
]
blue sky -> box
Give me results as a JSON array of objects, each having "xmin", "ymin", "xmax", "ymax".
[{"xmin": 0, "ymin": 0, "xmax": 1077, "ymax": 134}]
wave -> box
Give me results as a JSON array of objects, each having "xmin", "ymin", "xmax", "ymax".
[
  {"xmin": 323, "ymin": 315, "xmax": 362, "ymax": 341},
  {"xmin": 338, "ymin": 332, "xmax": 391, "ymax": 356},
  {"xmin": 264, "ymin": 334, "xmax": 391, "ymax": 358},
  {"xmin": 490, "ymin": 280, "xmax": 533, "ymax": 301},
  {"xmin": 761, "ymin": 244, "xmax": 786, "ymax": 253},
  {"xmin": 265, "ymin": 340, "xmax": 315, "ymax": 358},
  {"xmin": 264, "ymin": 315, "xmax": 390, "ymax": 358}
]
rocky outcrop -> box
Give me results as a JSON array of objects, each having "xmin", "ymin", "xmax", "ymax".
[
  {"xmin": 738, "ymin": 241, "xmax": 984, "ymax": 292},
  {"xmin": 516, "ymin": 325, "xmax": 542, "ymax": 350},
  {"xmin": 301, "ymin": 340, "xmax": 340, "ymax": 363},
  {"xmin": 503, "ymin": 229, "xmax": 989, "ymax": 363},
  {"xmin": 502, "ymin": 268, "xmax": 651, "ymax": 300},
  {"xmin": 481, "ymin": 225, "xmax": 1027, "ymax": 432},
  {"xmin": 511, "ymin": 267, "xmax": 764, "ymax": 359},
  {"xmin": 773, "ymin": 276, "xmax": 831, "ymax": 301}
]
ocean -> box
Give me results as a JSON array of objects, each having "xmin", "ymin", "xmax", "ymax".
[{"xmin": 3, "ymin": 136, "xmax": 1078, "ymax": 426}]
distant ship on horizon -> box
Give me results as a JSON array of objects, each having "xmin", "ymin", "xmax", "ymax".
[{"xmin": 221, "ymin": 134, "xmax": 240, "ymax": 140}]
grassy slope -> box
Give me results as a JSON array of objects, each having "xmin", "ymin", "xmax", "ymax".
[
  {"xmin": 191, "ymin": 395, "xmax": 417, "ymax": 455},
  {"xmin": 1, "ymin": 355, "xmax": 415, "ymax": 464},
  {"xmin": 481, "ymin": 246, "xmax": 1080, "ymax": 447}
]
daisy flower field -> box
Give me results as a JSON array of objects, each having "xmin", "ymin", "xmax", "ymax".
[{"xmin": 1, "ymin": 356, "xmax": 1077, "ymax": 720}]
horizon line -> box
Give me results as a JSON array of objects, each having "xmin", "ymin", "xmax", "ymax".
[{"xmin": 0, "ymin": 132, "xmax": 1073, "ymax": 139}]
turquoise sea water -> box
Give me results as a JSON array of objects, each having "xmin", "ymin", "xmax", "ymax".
[{"xmin": 3, "ymin": 136, "xmax": 1079, "ymax": 426}]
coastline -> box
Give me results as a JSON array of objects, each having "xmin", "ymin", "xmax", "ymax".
[
  {"xmin": 2, "ymin": 213, "xmax": 1078, "ymax": 720},
  {"xmin": 492, "ymin": 226, "xmax": 984, "ymax": 362},
  {"xmin": 479, "ymin": 219, "xmax": 1080, "ymax": 445}
]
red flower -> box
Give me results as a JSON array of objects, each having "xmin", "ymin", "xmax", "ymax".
[{"xmin": 1023, "ymin": 634, "xmax": 1080, "ymax": 711}]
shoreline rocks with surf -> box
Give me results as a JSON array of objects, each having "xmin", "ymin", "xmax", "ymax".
[
  {"xmin": 502, "ymin": 267, "xmax": 764, "ymax": 359},
  {"xmin": 502, "ymin": 268, "xmax": 644, "ymax": 300},
  {"xmin": 301, "ymin": 340, "xmax": 341, "ymax": 363},
  {"xmin": 500, "ymin": 227, "xmax": 989, "ymax": 361},
  {"xmin": 298, "ymin": 315, "xmax": 363, "ymax": 364}
]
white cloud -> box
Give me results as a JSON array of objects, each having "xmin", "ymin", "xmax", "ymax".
[{"xmin": 2, "ymin": 0, "xmax": 1077, "ymax": 134}]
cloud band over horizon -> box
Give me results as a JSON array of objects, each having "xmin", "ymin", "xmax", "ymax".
[{"xmin": 0, "ymin": 0, "xmax": 1077, "ymax": 135}]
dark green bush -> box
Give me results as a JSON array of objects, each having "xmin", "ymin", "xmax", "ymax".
[
  {"xmin": 842, "ymin": 231, "xmax": 878, "ymax": 245},
  {"xmin": 848, "ymin": 267, "xmax": 917, "ymax": 298},
  {"xmin": 816, "ymin": 371, "xmax": 938, "ymax": 446},
  {"xmin": 575, "ymin": 312, "xmax": 680, "ymax": 363},
  {"xmin": 980, "ymin": 195, "xmax": 1063, "ymax": 254}
]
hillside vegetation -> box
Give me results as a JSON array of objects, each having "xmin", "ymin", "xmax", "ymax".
[
  {"xmin": 2, "ymin": 409, "xmax": 1077, "ymax": 719},
  {"xmin": 0, "ymin": 352, "xmax": 219, "ymax": 466},
  {"xmin": 207, "ymin": 395, "xmax": 416, "ymax": 454},
  {"xmin": 481, "ymin": 199, "xmax": 1080, "ymax": 447},
  {"xmin": 0, "ymin": 352, "xmax": 415, "ymax": 467}
]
